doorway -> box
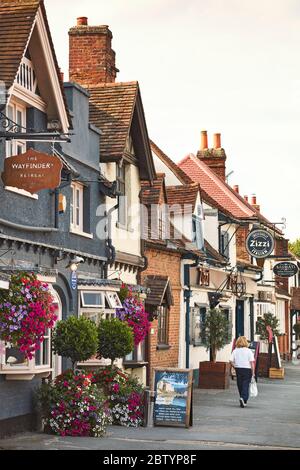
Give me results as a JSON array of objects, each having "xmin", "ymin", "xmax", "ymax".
[{"xmin": 235, "ymin": 300, "xmax": 245, "ymax": 339}]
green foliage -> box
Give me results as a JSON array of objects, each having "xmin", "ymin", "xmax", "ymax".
[
  {"xmin": 289, "ymin": 239, "xmax": 300, "ymax": 258},
  {"xmin": 255, "ymin": 313, "xmax": 280, "ymax": 340},
  {"xmin": 97, "ymin": 318, "xmax": 134, "ymax": 365},
  {"xmin": 52, "ymin": 316, "xmax": 98, "ymax": 368},
  {"xmin": 200, "ymin": 309, "xmax": 230, "ymax": 362},
  {"xmin": 293, "ymin": 323, "xmax": 300, "ymax": 339}
]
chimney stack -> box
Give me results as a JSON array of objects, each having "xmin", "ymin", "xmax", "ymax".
[
  {"xmin": 200, "ymin": 131, "xmax": 208, "ymax": 150},
  {"xmin": 69, "ymin": 18, "xmax": 119, "ymax": 87},
  {"xmin": 213, "ymin": 133, "xmax": 221, "ymax": 149},
  {"xmin": 233, "ymin": 185, "xmax": 239, "ymax": 194},
  {"xmin": 251, "ymin": 195, "xmax": 260, "ymax": 212}
]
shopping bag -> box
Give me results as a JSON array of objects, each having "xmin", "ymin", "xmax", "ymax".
[{"xmin": 249, "ymin": 377, "xmax": 258, "ymax": 398}]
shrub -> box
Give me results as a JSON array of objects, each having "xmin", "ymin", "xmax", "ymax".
[
  {"xmin": 52, "ymin": 316, "xmax": 98, "ymax": 369},
  {"xmin": 92, "ymin": 367, "xmax": 145, "ymax": 427},
  {"xmin": 256, "ymin": 313, "xmax": 280, "ymax": 341},
  {"xmin": 293, "ymin": 323, "xmax": 300, "ymax": 339},
  {"xmin": 0, "ymin": 272, "xmax": 57, "ymax": 360},
  {"xmin": 200, "ymin": 308, "xmax": 230, "ymax": 362},
  {"xmin": 37, "ymin": 369, "xmax": 110, "ymax": 437},
  {"xmin": 97, "ymin": 318, "xmax": 134, "ymax": 365}
]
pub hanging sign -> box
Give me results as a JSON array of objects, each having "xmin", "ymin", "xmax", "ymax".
[
  {"xmin": 1, "ymin": 149, "xmax": 63, "ymax": 194},
  {"xmin": 273, "ymin": 262, "xmax": 298, "ymax": 278},
  {"xmin": 246, "ymin": 229, "xmax": 275, "ymax": 259}
]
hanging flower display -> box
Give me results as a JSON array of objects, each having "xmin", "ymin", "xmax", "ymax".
[
  {"xmin": 0, "ymin": 272, "xmax": 57, "ymax": 360},
  {"xmin": 116, "ymin": 285, "xmax": 150, "ymax": 346}
]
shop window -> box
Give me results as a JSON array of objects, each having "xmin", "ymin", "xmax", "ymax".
[
  {"xmin": 220, "ymin": 306, "xmax": 233, "ymax": 343},
  {"xmin": 124, "ymin": 341, "xmax": 146, "ymax": 366},
  {"xmin": 190, "ymin": 305, "xmax": 207, "ymax": 346}
]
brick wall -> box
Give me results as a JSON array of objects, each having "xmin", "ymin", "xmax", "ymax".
[
  {"xmin": 142, "ymin": 247, "xmax": 182, "ymax": 387},
  {"xmin": 236, "ymin": 226, "xmax": 250, "ymax": 263},
  {"xmin": 69, "ymin": 24, "xmax": 118, "ymax": 86}
]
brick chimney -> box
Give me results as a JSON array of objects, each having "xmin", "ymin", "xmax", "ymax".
[
  {"xmin": 69, "ymin": 17, "xmax": 119, "ymax": 87},
  {"xmin": 197, "ymin": 132, "xmax": 227, "ymax": 182},
  {"xmin": 233, "ymin": 185, "xmax": 239, "ymax": 194},
  {"xmin": 251, "ymin": 195, "xmax": 260, "ymax": 212}
]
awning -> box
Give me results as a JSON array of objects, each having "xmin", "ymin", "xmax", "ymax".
[{"xmin": 143, "ymin": 276, "xmax": 174, "ymax": 306}]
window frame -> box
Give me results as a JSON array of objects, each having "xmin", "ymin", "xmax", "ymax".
[
  {"xmin": 157, "ymin": 304, "xmax": 169, "ymax": 346},
  {"xmin": 116, "ymin": 164, "xmax": 127, "ymax": 227},
  {"xmin": 80, "ymin": 291, "xmax": 106, "ymax": 308},
  {"xmin": 70, "ymin": 182, "xmax": 84, "ymax": 233}
]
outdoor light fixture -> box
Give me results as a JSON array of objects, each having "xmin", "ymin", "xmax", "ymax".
[
  {"xmin": 66, "ymin": 256, "xmax": 85, "ymax": 272},
  {"xmin": 230, "ymin": 271, "xmax": 246, "ymax": 298}
]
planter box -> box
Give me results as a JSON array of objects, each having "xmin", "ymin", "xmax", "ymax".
[
  {"xmin": 199, "ymin": 361, "xmax": 230, "ymax": 389},
  {"xmin": 257, "ymin": 353, "xmax": 278, "ymax": 378},
  {"xmin": 269, "ymin": 368, "xmax": 285, "ymax": 379}
]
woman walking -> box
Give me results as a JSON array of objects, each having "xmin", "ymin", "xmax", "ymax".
[{"xmin": 230, "ymin": 336, "xmax": 255, "ymax": 408}]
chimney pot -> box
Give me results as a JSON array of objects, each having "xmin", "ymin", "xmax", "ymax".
[
  {"xmin": 244, "ymin": 195, "xmax": 249, "ymax": 202},
  {"xmin": 251, "ymin": 195, "xmax": 257, "ymax": 205},
  {"xmin": 59, "ymin": 68, "xmax": 64, "ymax": 82},
  {"xmin": 233, "ymin": 185, "xmax": 239, "ymax": 194},
  {"xmin": 213, "ymin": 133, "xmax": 221, "ymax": 149},
  {"xmin": 200, "ymin": 130, "xmax": 208, "ymax": 150},
  {"xmin": 77, "ymin": 17, "xmax": 88, "ymax": 26}
]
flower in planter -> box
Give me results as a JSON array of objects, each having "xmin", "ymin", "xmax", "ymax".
[{"xmin": 0, "ymin": 273, "xmax": 57, "ymax": 360}]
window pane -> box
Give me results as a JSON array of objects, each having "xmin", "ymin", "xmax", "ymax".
[{"xmin": 81, "ymin": 292, "xmax": 104, "ymax": 307}]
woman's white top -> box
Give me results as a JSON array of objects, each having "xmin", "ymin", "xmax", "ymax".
[{"xmin": 231, "ymin": 347, "xmax": 255, "ymax": 369}]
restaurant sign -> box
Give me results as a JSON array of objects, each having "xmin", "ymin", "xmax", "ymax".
[
  {"xmin": 273, "ymin": 262, "xmax": 298, "ymax": 278},
  {"xmin": 1, "ymin": 149, "xmax": 63, "ymax": 194},
  {"xmin": 246, "ymin": 229, "xmax": 275, "ymax": 259}
]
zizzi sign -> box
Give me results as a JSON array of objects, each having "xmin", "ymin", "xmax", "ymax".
[
  {"xmin": 273, "ymin": 262, "xmax": 298, "ymax": 278},
  {"xmin": 1, "ymin": 149, "xmax": 63, "ymax": 194},
  {"xmin": 246, "ymin": 229, "xmax": 275, "ymax": 259}
]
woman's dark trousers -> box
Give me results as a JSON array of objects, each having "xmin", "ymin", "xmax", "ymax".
[{"xmin": 236, "ymin": 368, "xmax": 252, "ymax": 403}]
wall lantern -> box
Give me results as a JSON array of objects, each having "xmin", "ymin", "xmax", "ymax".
[
  {"xmin": 66, "ymin": 256, "xmax": 85, "ymax": 272},
  {"xmin": 230, "ymin": 272, "xmax": 246, "ymax": 298}
]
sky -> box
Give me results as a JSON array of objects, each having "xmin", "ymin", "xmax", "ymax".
[{"xmin": 45, "ymin": 0, "xmax": 300, "ymax": 241}]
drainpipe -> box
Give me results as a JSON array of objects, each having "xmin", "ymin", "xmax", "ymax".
[{"xmin": 104, "ymin": 203, "xmax": 118, "ymax": 275}]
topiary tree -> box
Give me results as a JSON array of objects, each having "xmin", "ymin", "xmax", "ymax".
[
  {"xmin": 52, "ymin": 316, "xmax": 98, "ymax": 370},
  {"xmin": 97, "ymin": 318, "xmax": 134, "ymax": 366},
  {"xmin": 256, "ymin": 313, "xmax": 280, "ymax": 341},
  {"xmin": 200, "ymin": 308, "xmax": 230, "ymax": 362}
]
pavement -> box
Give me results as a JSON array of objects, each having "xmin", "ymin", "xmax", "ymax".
[{"xmin": 1, "ymin": 362, "xmax": 300, "ymax": 451}]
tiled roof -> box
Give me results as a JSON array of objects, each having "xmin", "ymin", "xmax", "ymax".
[
  {"xmin": 140, "ymin": 174, "xmax": 166, "ymax": 206},
  {"xmin": 179, "ymin": 154, "xmax": 255, "ymax": 220},
  {"xmin": 0, "ymin": 0, "xmax": 71, "ymax": 127},
  {"xmin": 0, "ymin": 0, "xmax": 39, "ymax": 90},
  {"xmin": 88, "ymin": 81, "xmax": 138, "ymax": 161},
  {"xmin": 166, "ymin": 183, "xmax": 200, "ymax": 213},
  {"xmin": 150, "ymin": 140, "xmax": 193, "ymax": 185}
]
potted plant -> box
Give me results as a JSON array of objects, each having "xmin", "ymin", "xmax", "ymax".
[
  {"xmin": 199, "ymin": 308, "xmax": 231, "ymax": 389},
  {"xmin": 256, "ymin": 313, "xmax": 280, "ymax": 377},
  {"xmin": 293, "ymin": 323, "xmax": 300, "ymax": 342}
]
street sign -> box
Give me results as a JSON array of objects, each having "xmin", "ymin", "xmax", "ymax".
[
  {"xmin": 70, "ymin": 271, "xmax": 77, "ymax": 290},
  {"xmin": 246, "ymin": 229, "xmax": 275, "ymax": 259},
  {"xmin": 153, "ymin": 368, "xmax": 193, "ymax": 428},
  {"xmin": 1, "ymin": 148, "xmax": 63, "ymax": 194},
  {"xmin": 273, "ymin": 262, "xmax": 298, "ymax": 278}
]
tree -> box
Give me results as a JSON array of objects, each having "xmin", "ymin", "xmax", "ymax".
[
  {"xmin": 52, "ymin": 316, "xmax": 98, "ymax": 370},
  {"xmin": 256, "ymin": 313, "xmax": 280, "ymax": 341},
  {"xmin": 97, "ymin": 318, "xmax": 134, "ymax": 366},
  {"xmin": 200, "ymin": 309, "xmax": 230, "ymax": 362},
  {"xmin": 289, "ymin": 239, "xmax": 300, "ymax": 258}
]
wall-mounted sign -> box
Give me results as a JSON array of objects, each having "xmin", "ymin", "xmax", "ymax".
[
  {"xmin": 1, "ymin": 149, "xmax": 63, "ymax": 194},
  {"xmin": 246, "ymin": 229, "xmax": 275, "ymax": 259},
  {"xmin": 153, "ymin": 368, "xmax": 193, "ymax": 428},
  {"xmin": 70, "ymin": 271, "xmax": 77, "ymax": 291},
  {"xmin": 273, "ymin": 262, "xmax": 298, "ymax": 278}
]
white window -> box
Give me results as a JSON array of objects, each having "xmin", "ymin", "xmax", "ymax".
[
  {"xmin": 81, "ymin": 291, "xmax": 105, "ymax": 308},
  {"xmin": 106, "ymin": 291, "xmax": 123, "ymax": 309},
  {"xmin": 35, "ymin": 328, "xmax": 51, "ymax": 368},
  {"xmin": 16, "ymin": 57, "xmax": 38, "ymax": 94},
  {"xmin": 5, "ymin": 102, "xmax": 26, "ymax": 158},
  {"xmin": 70, "ymin": 183, "xmax": 84, "ymax": 232}
]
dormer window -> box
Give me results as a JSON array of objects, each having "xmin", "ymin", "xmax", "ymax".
[{"xmin": 16, "ymin": 57, "xmax": 38, "ymax": 95}]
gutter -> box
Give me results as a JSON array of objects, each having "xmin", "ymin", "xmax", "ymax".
[{"xmin": 0, "ymin": 218, "xmax": 58, "ymax": 233}]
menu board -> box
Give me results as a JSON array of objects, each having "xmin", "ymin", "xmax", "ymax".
[{"xmin": 153, "ymin": 368, "xmax": 193, "ymax": 428}]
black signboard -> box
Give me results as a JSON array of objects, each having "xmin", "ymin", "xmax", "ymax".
[
  {"xmin": 273, "ymin": 262, "xmax": 298, "ymax": 278},
  {"xmin": 246, "ymin": 229, "xmax": 275, "ymax": 259},
  {"xmin": 153, "ymin": 368, "xmax": 193, "ymax": 428}
]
